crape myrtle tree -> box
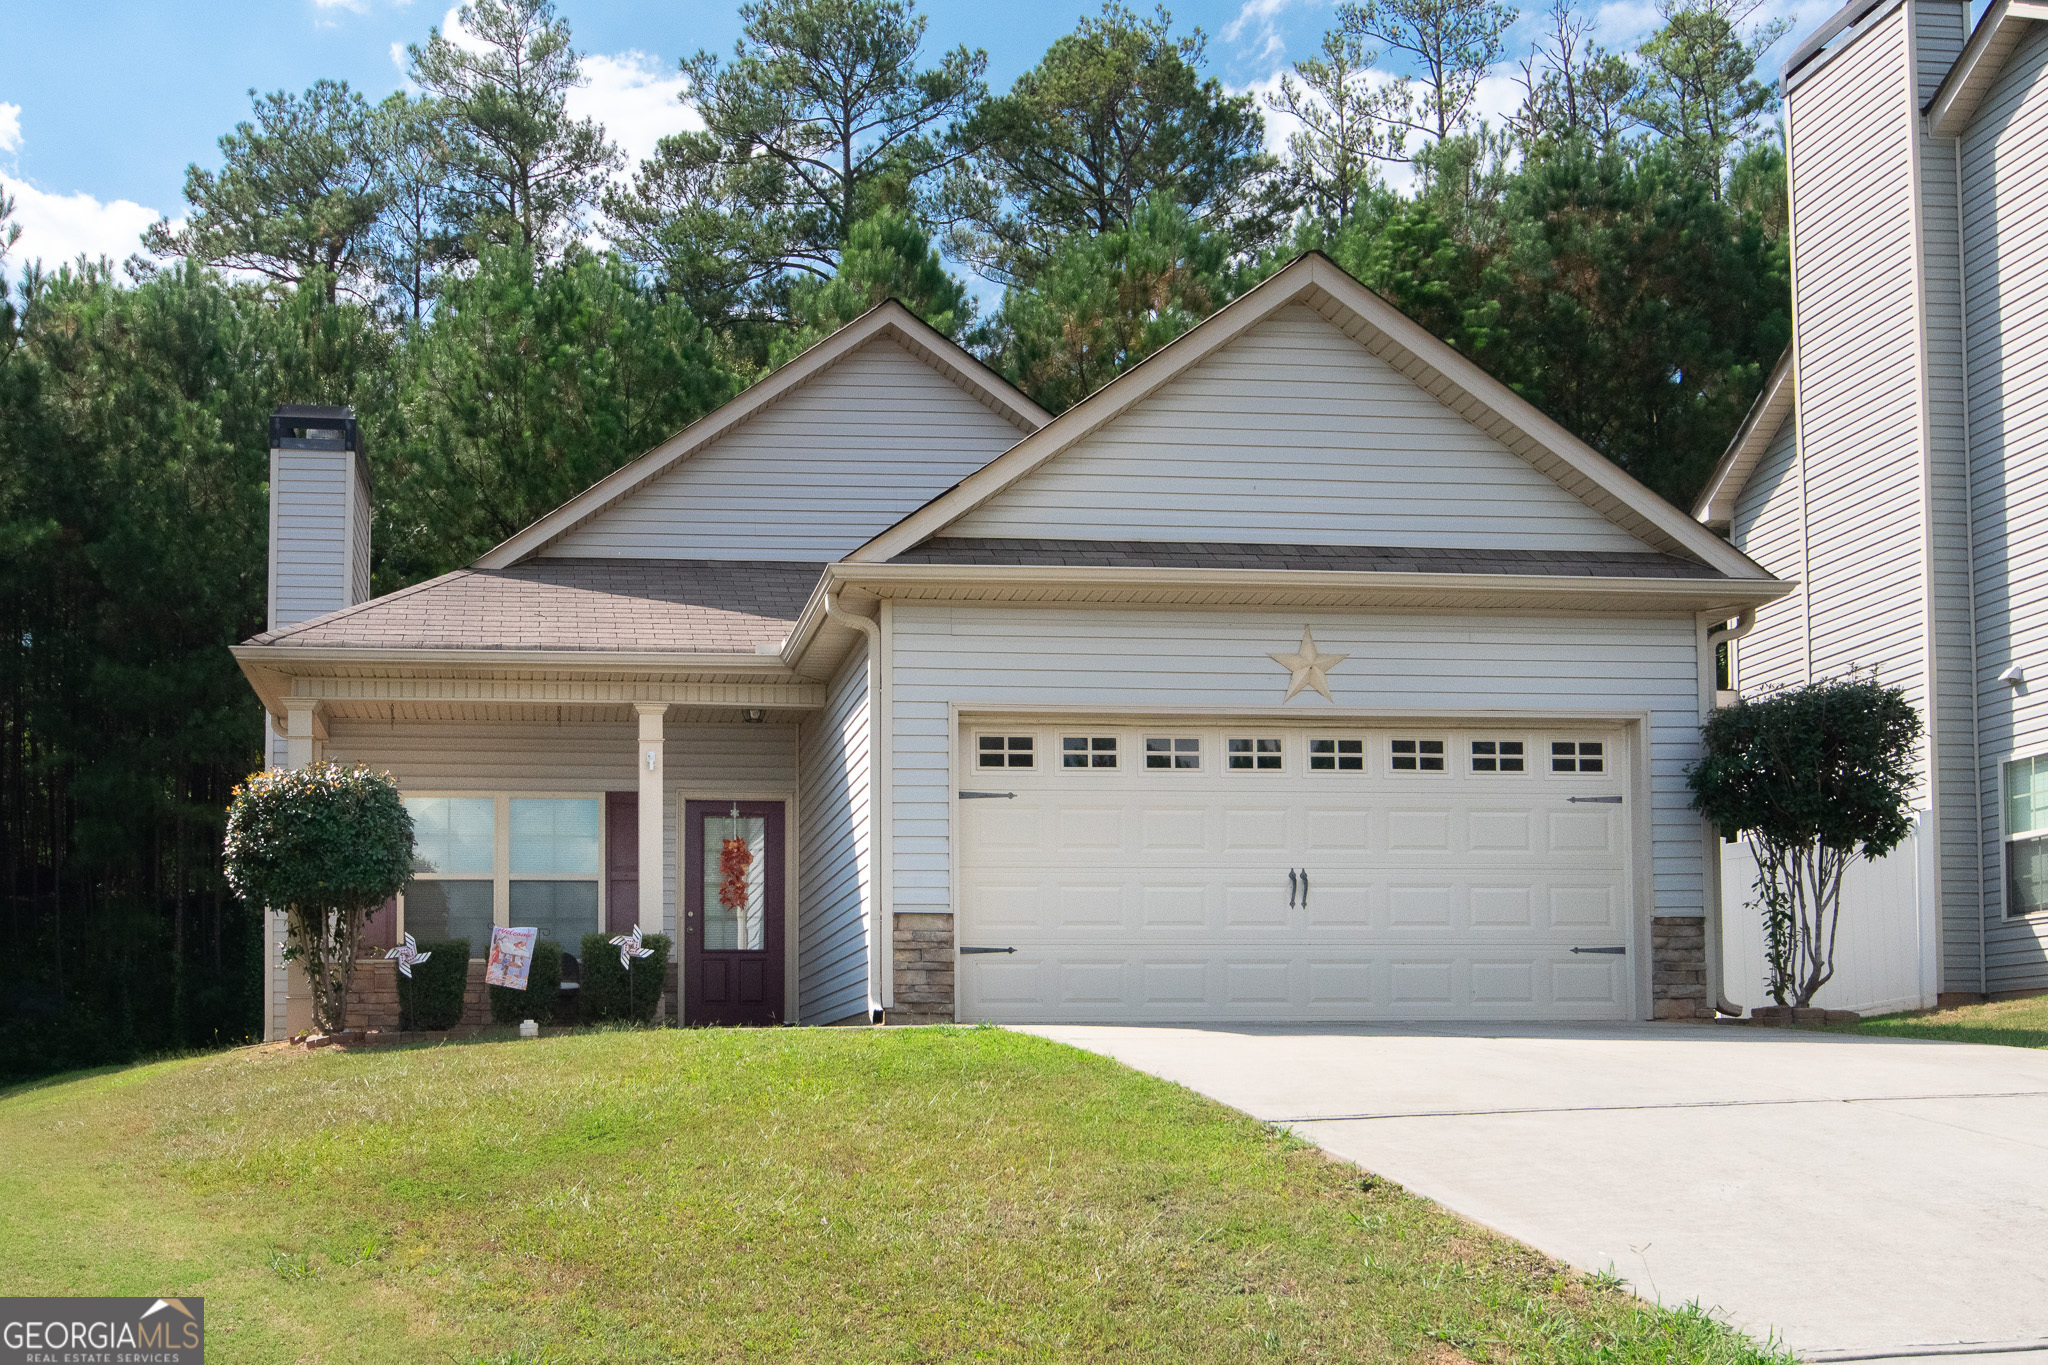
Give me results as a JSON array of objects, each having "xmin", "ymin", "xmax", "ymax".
[
  {"xmin": 223, "ymin": 763, "xmax": 414, "ymax": 1035},
  {"xmin": 1687, "ymin": 676, "xmax": 1922, "ymax": 1009}
]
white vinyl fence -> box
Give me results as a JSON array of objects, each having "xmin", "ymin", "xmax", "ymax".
[{"xmin": 1718, "ymin": 813, "xmax": 1938, "ymax": 1016}]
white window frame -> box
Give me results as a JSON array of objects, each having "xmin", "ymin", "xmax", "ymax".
[
  {"xmin": 399, "ymin": 791, "xmax": 608, "ymax": 957},
  {"xmin": 1389, "ymin": 736, "xmax": 1450, "ymax": 775},
  {"xmin": 974, "ymin": 732, "xmax": 1038, "ymax": 771},
  {"xmin": 1307, "ymin": 736, "xmax": 1367, "ymax": 773},
  {"xmin": 1059, "ymin": 734, "xmax": 1120, "ymax": 770},
  {"xmin": 1469, "ymin": 737, "xmax": 1529, "ymax": 775},
  {"xmin": 1224, "ymin": 736, "xmax": 1285, "ymax": 772},
  {"xmin": 1549, "ymin": 739, "xmax": 1608, "ymax": 775},
  {"xmin": 1142, "ymin": 735, "xmax": 1203, "ymax": 771},
  {"xmin": 2004, "ymin": 754, "xmax": 2048, "ymax": 919}
]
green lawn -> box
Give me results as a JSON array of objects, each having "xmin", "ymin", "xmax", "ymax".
[
  {"xmin": 1, "ymin": 1027, "xmax": 1790, "ymax": 1364},
  {"xmin": 1851, "ymin": 992, "xmax": 2048, "ymax": 1049}
]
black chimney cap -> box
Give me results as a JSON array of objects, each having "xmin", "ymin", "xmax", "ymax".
[{"xmin": 270, "ymin": 405, "xmax": 359, "ymax": 451}]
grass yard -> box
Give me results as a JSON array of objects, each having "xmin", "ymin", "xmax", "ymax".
[
  {"xmin": 1850, "ymin": 992, "xmax": 2048, "ymax": 1049},
  {"xmin": 0, "ymin": 1026, "xmax": 1790, "ymax": 1364}
]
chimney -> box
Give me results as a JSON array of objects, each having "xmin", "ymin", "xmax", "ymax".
[{"xmin": 267, "ymin": 404, "xmax": 371, "ymax": 634}]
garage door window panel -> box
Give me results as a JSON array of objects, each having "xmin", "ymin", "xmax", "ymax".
[
  {"xmin": 1551, "ymin": 741, "xmax": 1605, "ymax": 773},
  {"xmin": 1227, "ymin": 738, "xmax": 1283, "ymax": 771},
  {"xmin": 1062, "ymin": 736, "xmax": 1118, "ymax": 769},
  {"xmin": 1309, "ymin": 738, "xmax": 1365, "ymax": 772},
  {"xmin": 1145, "ymin": 737, "xmax": 1201, "ymax": 770},
  {"xmin": 1391, "ymin": 739, "xmax": 1447, "ymax": 773},
  {"xmin": 978, "ymin": 734, "xmax": 1035, "ymax": 769},
  {"xmin": 1471, "ymin": 740, "xmax": 1526, "ymax": 773}
]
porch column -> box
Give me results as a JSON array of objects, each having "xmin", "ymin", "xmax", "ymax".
[
  {"xmin": 283, "ymin": 699, "xmax": 325, "ymax": 770},
  {"xmin": 635, "ymin": 703, "xmax": 668, "ymax": 937}
]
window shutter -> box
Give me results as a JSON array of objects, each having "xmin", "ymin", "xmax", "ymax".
[
  {"xmin": 363, "ymin": 896, "xmax": 398, "ymax": 950},
  {"xmin": 605, "ymin": 790, "xmax": 639, "ymax": 935}
]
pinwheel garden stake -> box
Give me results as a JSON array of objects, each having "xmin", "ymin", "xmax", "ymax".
[
  {"xmin": 609, "ymin": 924, "xmax": 654, "ymax": 971},
  {"xmin": 386, "ymin": 932, "xmax": 431, "ymax": 978}
]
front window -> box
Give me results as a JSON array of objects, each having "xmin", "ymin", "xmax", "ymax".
[
  {"xmin": 510, "ymin": 798, "xmax": 602, "ymax": 952},
  {"xmin": 2007, "ymin": 758, "xmax": 2048, "ymax": 916},
  {"xmin": 399, "ymin": 794, "xmax": 605, "ymax": 957},
  {"xmin": 403, "ymin": 797, "xmax": 496, "ymax": 951}
]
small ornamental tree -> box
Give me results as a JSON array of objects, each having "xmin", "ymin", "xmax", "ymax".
[
  {"xmin": 1687, "ymin": 676, "xmax": 1922, "ymax": 1009},
  {"xmin": 224, "ymin": 762, "xmax": 415, "ymax": 1034}
]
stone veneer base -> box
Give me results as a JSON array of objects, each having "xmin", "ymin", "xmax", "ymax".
[
  {"xmin": 1651, "ymin": 916, "xmax": 1712, "ymax": 1021},
  {"xmin": 891, "ymin": 913, "xmax": 955, "ymax": 1024}
]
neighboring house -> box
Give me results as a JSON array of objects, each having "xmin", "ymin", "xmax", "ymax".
[
  {"xmin": 1696, "ymin": 0, "xmax": 2048, "ymax": 1008},
  {"xmin": 238, "ymin": 254, "xmax": 1784, "ymax": 1039}
]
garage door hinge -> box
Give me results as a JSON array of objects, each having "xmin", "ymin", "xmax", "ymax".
[
  {"xmin": 958, "ymin": 790, "xmax": 1017, "ymax": 800},
  {"xmin": 1569, "ymin": 945, "xmax": 1627, "ymax": 955},
  {"xmin": 1566, "ymin": 795, "xmax": 1623, "ymax": 804},
  {"xmin": 959, "ymin": 945, "xmax": 1017, "ymax": 955}
]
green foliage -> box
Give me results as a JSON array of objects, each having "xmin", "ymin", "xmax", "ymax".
[
  {"xmin": 1339, "ymin": 0, "xmax": 1518, "ymax": 144},
  {"xmin": 579, "ymin": 933, "xmax": 671, "ymax": 1023},
  {"xmin": 224, "ymin": 761, "xmax": 414, "ymax": 1033},
  {"xmin": 488, "ymin": 937, "xmax": 563, "ymax": 1025},
  {"xmin": 946, "ymin": 4, "xmax": 1277, "ymax": 284},
  {"xmin": 145, "ymin": 80, "xmax": 388, "ymax": 301},
  {"xmin": 381, "ymin": 242, "xmax": 733, "ymax": 582},
  {"xmin": 1689, "ymin": 676, "xmax": 1923, "ymax": 1006},
  {"xmin": 406, "ymin": 0, "xmax": 622, "ymax": 258},
  {"xmin": 398, "ymin": 939, "xmax": 473, "ymax": 1030},
  {"xmin": 988, "ymin": 195, "xmax": 1234, "ymax": 412},
  {"xmin": 1629, "ymin": 0, "xmax": 1788, "ymax": 187},
  {"xmin": 770, "ymin": 208, "xmax": 970, "ymax": 365}
]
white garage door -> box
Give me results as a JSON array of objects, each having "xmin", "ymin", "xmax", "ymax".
[{"xmin": 956, "ymin": 721, "xmax": 1635, "ymax": 1023}]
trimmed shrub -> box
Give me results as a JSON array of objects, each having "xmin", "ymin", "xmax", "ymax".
[
  {"xmin": 398, "ymin": 939, "xmax": 470, "ymax": 1030},
  {"xmin": 580, "ymin": 932, "xmax": 671, "ymax": 1023},
  {"xmin": 489, "ymin": 939, "xmax": 564, "ymax": 1026}
]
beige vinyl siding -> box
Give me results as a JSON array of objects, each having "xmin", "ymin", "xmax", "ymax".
[
  {"xmin": 270, "ymin": 447, "xmax": 361, "ymax": 630},
  {"xmin": 943, "ymin": 306, "xmax": 1652, "ymax": 553},
  {"xmin": 1963, "ymin": 18, "xmax": 2048, "ymax": 989},
  {"xmin": 796, "ymin": 643, "xmax": 874, "ymax": 1025},
  {"xmin": 1918, "ymin": 0, "xmax": 1984, "ymax": 978},
  {"xmin": 884, "ymin": 604, "xmax": 1707, "ymax": 949},
  {"xmin": 544, "ymin": 340, "xmax": 1028, "ymax": 562},
  {"xmin": 350, "ymin": 458, "xmax": 372, "ymax": 608},
  {"xmin": 1729, "ymin": 410, "xmax": 1809, "ymax": 694},
  {"xmin": 322, "ymin": 719, "xmax": 797, "ymax": 944}
]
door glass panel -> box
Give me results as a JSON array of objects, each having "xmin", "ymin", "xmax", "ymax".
[{"xmin": 701, "ymin": 812, "xmax": 767, "ymax": 951}]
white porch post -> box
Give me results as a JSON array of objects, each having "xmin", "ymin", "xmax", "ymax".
[
  {"xmin": 635, "ymin": 703, "xmax": 668, "ymax": 937},
  {"xmin": 283, "ymin": 699, "xmax": 325, "ymax": 770}
]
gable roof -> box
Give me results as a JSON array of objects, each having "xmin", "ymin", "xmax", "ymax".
[
  {"xmin": 1692, "ymin": 347, "xmax": 1796, "ymax": 530},
  {"xmin": 848, "ymin": 254, "xmax": 1771, "ymax": 580},
  {"xmin": 1929, "ymin": 0, "xmax": 2048, "ymax": 134},
  {"xmin": 473, "ymin": 302, "xmax": 1050, "ymax": 570}
]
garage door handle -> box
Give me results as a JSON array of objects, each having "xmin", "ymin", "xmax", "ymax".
[
  {"xmin": 1569, "ymin": 945, "xmax": 1627, "ymax": 955},
  {"xmin": 960, "ymin": 946, "xmax": 1016, "ymax": 955},
  {"xmin": 1300, "ymin": 869, "xmax": 1309, "ymax": 905},
  {"xmin": 1567, "ymin": 795, "xmax": 1622, "ymax": 804},
  {"xmin": 959, "ymin": 791, "xmax": 1016, "ymax": 800}
]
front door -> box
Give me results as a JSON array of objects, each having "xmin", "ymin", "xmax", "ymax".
[{"xmin": 682, "ymin": 800, "xmax": 786, "ymax": 1026}]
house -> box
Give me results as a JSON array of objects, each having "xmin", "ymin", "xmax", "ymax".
[
  {"xmin": 1695, "ymin": 0, "xmax": 2048, "ymax": 1009},
  {"xmin": 237, "ymin": 253, "xmax": 1785, "ymax": 1038}
]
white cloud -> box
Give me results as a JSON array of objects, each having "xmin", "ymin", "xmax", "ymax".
[
  {"xmin": 569, "ymin": 49, "xmax": 701, "ymax": 173},
  {"xmin": 313, "ymin": 0, "xmax": 370, "ymax": 11},
  {"xmin": 0, "ymin": 103, "xmax": 21, "ymax": 156},
  {"xmin": 0, "ymin": 173, "xmax": 161, "ymax": 272},
  {"xmin": 1222, "ymin": 0, "xmax": 1312, "ymax": 63}
]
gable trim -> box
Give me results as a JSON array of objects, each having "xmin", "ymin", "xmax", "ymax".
[
  {"xmin": 472, "ymin": 302, "xmax": 1050, "ymax": 570},
  {"xmin": 848, "ymin": 254, "xmax": 1770, "ymax": 579},
  {"xmin": 1693, "ymin": 346, "xmax": 1796, "ymax": 529},
  {"xmin": 1929, "ymin": 0, "xmax": 2048, "ymax": 134}
]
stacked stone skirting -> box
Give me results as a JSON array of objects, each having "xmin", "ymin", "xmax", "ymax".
[
  {"xmin": 892, "ymin": 913, "xmax": 954, "ymax": 1024},
  {"xmin": 344, "ymin": 958, "xmax": 491, "ymax": 1031},
  {"xmin": 1651, "ymin": 916, "xmax": 1712, "ymax": 1020}
]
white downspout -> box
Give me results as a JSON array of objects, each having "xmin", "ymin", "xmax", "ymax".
[
  {"xmin": 1703, "ymin": 609, "xmax": 1760, "ymax": 1017},
  {"xmin": 824, "ymin": 587, "xmax": 888, "ymax": 1021}
]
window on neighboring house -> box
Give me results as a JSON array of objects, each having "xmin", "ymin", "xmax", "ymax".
[
  {"xmin": 1309, "ymin": 738, "xmax": 1364, "ymax": 771},
  {"xmin": 1227, "ymin": 737, "xmax": 1283, "ymax": 770},
  {"xmin": 977, "ymin": 734, "xmax": 1035, "ymax": 769},
  {"xmin": 1472, "ymin": 740, "xmax": 1525, "ymax": 773},
  {"xmin": 2007, "ymin": 757, "xmax": 2048, "ymax": 916},
  {"xmin": 1551, "ymin": 741, "xmax": 1606, "ymax": 773},
  {"xmin": 510, "ymin": 798, "xmax": 602, "ymax": 953},
  {"xmin": 1145, "ymin": 737, "xmax": 1200, "ymax": 769},
  {"xmin": 1062, "ymin": 736, "xmax": 1118, "ymax": 768},
  {"xmin": 403, "ymin": 796, "xmax": 496, "ymax": 955},
  {"xmin": 1391, "ymin": 739, "xmax": 1446, "ymax": 772}
]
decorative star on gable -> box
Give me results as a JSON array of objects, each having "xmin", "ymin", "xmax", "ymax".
[{"xmin": 1269, "ymin": 627, "xmax": 1348, "ymax": 702}]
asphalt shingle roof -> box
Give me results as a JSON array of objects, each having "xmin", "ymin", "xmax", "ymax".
[
  {"xmin": 889, "ymin": 537, "xmax": 1725, "ymax": 579},
  {"xmin": 246, "ymin": 559, "xmax": 822, "ymax": 652}
]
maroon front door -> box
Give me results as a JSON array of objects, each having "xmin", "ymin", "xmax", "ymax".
[{"xmin": 682, "ymin": 800, "xmax": 786, "ymax": 1026}]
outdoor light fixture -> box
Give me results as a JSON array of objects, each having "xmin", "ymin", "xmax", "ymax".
[
  {"xmin": 742, "ymin": 708, "xmax": 767, "ymax": 724},
  {"xmin": 2003, "ymin": 664, "xmax": 2027, "ymax": 688}
]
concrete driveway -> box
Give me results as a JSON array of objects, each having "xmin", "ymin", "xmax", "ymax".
[{"xmin": 1018, "ymin": 1022, "xmax": 2048, "ymax": 1359}]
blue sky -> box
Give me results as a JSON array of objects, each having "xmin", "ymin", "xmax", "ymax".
[{"xmin": 0, "ymin": 0, "xmax": 1808, "ymax": 276}]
